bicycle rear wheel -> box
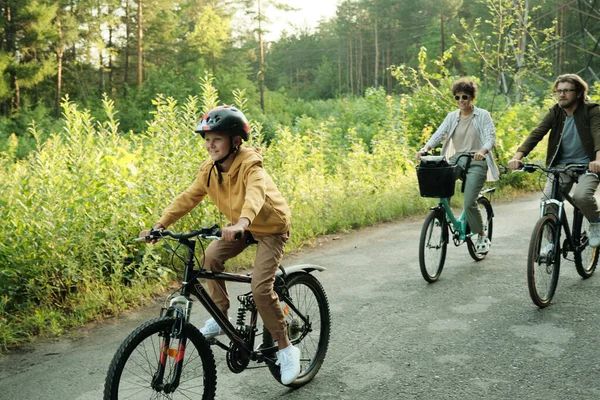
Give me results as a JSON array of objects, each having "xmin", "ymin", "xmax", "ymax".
[
  {"xmin": 263, "ymin": 273, "xmax": 330, "ymax": 387},
  {"xmin": 527, "ymin": 216, "xmax": 560, "ymax": 308},
  {"xmin": 467, "ymin": 196, "xmax": 494, "ymax": 261},
  {"xmin": 573, "ymin": 211, "xmax": 599, "ymax": 278},
  {"xmin": 419, "ymin": 210, "xmax": 448, "ymax": 282},
  {"xmin": 104, "ymin": 317, "xmax": 217, "ymax": 400}
]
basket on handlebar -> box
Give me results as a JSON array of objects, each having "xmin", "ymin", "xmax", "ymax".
[{"xmin": 416, "ymin": 156, "xmax": 456, "ymax": 198}]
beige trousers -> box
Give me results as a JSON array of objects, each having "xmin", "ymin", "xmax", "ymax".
[
  {"xmin": 542, "ymin": 166, "xmax": 600, "ymax": 222},
  {"xmin": 201, "ymin": 231, "xmax": 289, "ymax": 343}
]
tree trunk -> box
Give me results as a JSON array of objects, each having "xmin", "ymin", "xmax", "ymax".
[
  {"xmin": 349, "ymin": 39, "xmax": 354, "ymax": 95},
  {"xmin": 124, "ymin": 0, "xmax": 130, "ymax": 95},
  {"xmin": 441, "ymin": 12, "xmax": 445, "ymax": 56},
  {"xmin": 137, "ymin": 0, "xmax": 143, "ymax": 88},
  {"xmin": 108, "ymin": 12, "xmax": 114, "ymax": 94},
  {"xmin": 5, "ymin": 0, "xmax": 17, "ymax": 114},
  {"xmin": 258, "ymin": 0, "xmax": 265, "ymax": 113},
  {"xmin": 338, "ymin": 47, "xmax": 342, "ymax": 95},
  {"xmin": 358, "ymin": 32, "xmax": 363, "ymax": 93},
  {"xmin": 516, "ymin": 0, "xmax": 528, "ymax": 103},
  {"xmin": 56, "ymin": 5, "xmax": 63, "ymax": 117},
  {"xmin": 374, "ymin": 13, "xmax": 379, "ymax": 88}
]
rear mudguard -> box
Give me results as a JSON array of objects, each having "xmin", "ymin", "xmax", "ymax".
[{"xmin": 277, "ymin": 264, "xmax": 326, "ymax": 276}]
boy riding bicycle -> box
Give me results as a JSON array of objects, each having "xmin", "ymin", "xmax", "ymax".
[
  {"xmin": 139, "ymin": 106, "xmax": 300, "ymax": 384},
  {"xmin": 507, "ymin": 74, "xmax": 600, "ymax": 247}
]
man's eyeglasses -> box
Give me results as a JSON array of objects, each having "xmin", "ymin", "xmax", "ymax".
[
  {"xmin": 454, "ymin": 95, "xmax": 470, "ymax": 101},
  {"xmin": 554, "ymin": 88, "xmax": 576, "ymax": 95}
]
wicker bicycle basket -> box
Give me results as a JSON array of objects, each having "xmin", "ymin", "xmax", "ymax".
[{"xmin": 416, "ymin": 156, "xmax": 456, "ymax": 198}]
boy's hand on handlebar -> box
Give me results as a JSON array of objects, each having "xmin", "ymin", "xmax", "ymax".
[
  {"xmin": 222, "ymin": 218, "xmax": 250, "ymax": 241},
  {"xmin": 138, "ymin": 224, "xmax": 164, "ymax": 243},
  {"xmin": 589, "ymin": 160, "xmax": 600, "ymax": 174},
  {"xmin": 507, "ymin": 159, "xmax": 523, "ymax": 170}
]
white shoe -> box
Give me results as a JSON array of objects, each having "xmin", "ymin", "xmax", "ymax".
[
  {"xmin": 277, "ymin": 345, "xmax": 301, "ymax": 385},
  {"xmin": 538, "ymin": 243, "xmax": 554, "ymax": 262},
  {"xmin": 589, "ymin": 220, "xmax": 600, "ymax": 248},
  {"xmin": 475, "ymin": 235, "xmax": 490, "ymax": 254},
  {"xmin": 200, "ymin": 317, "xmax": 228, "ymax": 339}
]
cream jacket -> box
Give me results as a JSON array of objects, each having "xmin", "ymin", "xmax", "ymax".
[{"xmin": 426, "ymin": 105, "xmax": 500, "ymax": 181}]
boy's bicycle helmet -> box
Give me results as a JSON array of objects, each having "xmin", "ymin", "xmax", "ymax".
[{"xmin": 195, "ymin": 106, "xmax": 250, "ymax": 141}]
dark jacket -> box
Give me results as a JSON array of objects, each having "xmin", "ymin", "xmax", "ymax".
[{"xmin": 517, "ymin": 101, "xmax": 600, "ymax": 166}]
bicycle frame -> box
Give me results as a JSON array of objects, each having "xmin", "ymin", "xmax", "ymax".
[
  {"xmin": 167, "ymin": 235, "xmax": 309, "ymax": 362},
  {"xmin": 539, "ymin": 170, "xmax": 587, "ymax": 256},
  {"xmin": 432, "ymin": 152, "xmax": 491, "ymax": 244}
]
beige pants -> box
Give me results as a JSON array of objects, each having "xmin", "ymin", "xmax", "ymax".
[
  {"xmin": 201, "ymin": 231, "xmax": 289, "ymax": 343},
  {"xmin": 542, "ymin": 167, "xmax": 600, "ymax": 222}
]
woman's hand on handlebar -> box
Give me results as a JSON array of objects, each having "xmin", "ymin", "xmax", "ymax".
[
  {"xmin": 473, "ymin": 150, "xmax": 486, "ymax": 162},
  {"xmin": 222, "ymin": 218, "xmax": 250, "ymax": 241},
  {"xmin": 416, "ymin": 147, "xmax": 429, "ymax": 161}
]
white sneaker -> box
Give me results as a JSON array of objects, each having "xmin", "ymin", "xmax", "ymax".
[
  {"xmin": 538, "ymin": 243, "xmax": 554, "ymax": 262},
  {"xmin": 475, "ymin": 235, "xmax": 490, "ymax": 254},
  {"xmin": 277, "ymin": 345, "xmax": 301, "ymax": 385},
  {"xmin": 200, "ymin": 317, "xmax": 228, "ymax": 339},
  {"xmin": 589, "ymin": 220, "xmax": 600, "ymax": 248}
]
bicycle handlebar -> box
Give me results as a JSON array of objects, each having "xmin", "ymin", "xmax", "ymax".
[
  {"xmin": 420, "ymin": 151, "xmax": 475, "ymax": 160},
  {"xmin": 517, "ymin": 163, "xmax": 593, "ymax": 176},
  {"xmin": 134, "ymin": 224, "xmax": 240, "ymax": 242}
]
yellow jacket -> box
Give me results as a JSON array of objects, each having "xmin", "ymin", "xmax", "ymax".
[{"xmin": 158, "ymin": 146, "xmax": 291, "ymax": 236}]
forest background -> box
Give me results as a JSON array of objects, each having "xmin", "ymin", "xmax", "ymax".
[{"xmin": 1, "ymin": 0, "xmax": 599, "ymax": 352}]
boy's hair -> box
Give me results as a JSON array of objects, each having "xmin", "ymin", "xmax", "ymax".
[
  {"xmin": 554, "ymin": 74, "xmax": 589, "ymax": 102},
  {"xmin": 451, "ymin": 78, "xmax": 478, "ymax": 98}
]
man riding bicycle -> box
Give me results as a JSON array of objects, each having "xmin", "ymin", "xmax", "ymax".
[{"xmin": 507, "ymin": 74, "xmax": 600, "ymax": 247}]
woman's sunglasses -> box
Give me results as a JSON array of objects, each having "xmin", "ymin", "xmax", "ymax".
[{"xmin": 454, "ymin": 95, "xmax": 470, "ymax": 101}]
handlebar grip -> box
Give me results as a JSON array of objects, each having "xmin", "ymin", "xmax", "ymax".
[{"xmin": 214, "ymin": 230, "xmax": 242, "ymax": 240}]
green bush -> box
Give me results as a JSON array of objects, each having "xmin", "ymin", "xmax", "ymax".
[{"xmin": 0, "ymin": 69, "xmax": 548, "ymax": 352}]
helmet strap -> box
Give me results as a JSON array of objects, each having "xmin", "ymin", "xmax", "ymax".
[{"xmin": 207, "ymin": 140, "xmax": 238, "ymax": 187}]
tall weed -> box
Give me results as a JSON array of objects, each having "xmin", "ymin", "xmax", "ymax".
[{"xmin": 0, "ymin": 73, "xmax": 543, "ymax": 351}]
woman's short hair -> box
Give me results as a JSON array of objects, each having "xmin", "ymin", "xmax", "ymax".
[
  {"xmin": 554, "ymin": 74, "xmax": 588, "ymax": 101},
  {"xmin": 452, "ymin": 78, "xmax": 478, "ymax": 98}
]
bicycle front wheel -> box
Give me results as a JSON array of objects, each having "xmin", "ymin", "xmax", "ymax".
[
  {"xmin": 467, "ymin": 196, "xmax": 494, "ymax": 261},
  {"xmin": 419, "ymin": 210, "xmax": 448, "ymax": 282},
  {"xmin": 573, "ymin": 211, "xmax": 599, "ymax": 278},
  {"xmin": 527, "ymin": 216, "xmax": 560, "ymax": 308},
  {"xmin": 104, "ymin": 317, "xmax": 217, "ymax": 400},
  {"xmin": 263, "ymin": 272, "xmax": 330, "ymax": 387}
]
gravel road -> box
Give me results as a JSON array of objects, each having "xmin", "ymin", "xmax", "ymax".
[{"xmin": 2, "ymin": 194, "xmax": 600, "ymax": 400}]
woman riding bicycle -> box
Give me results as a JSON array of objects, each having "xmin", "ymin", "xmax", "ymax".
[
  {"xmin": 139, "ymin": 105, "xmax": 301, "ymax": 384},
  {"xmin": 416, "ymin": 78, "xmax": 500, "ymax": 254}
]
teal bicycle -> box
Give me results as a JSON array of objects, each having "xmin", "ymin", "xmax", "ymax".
[{"xmin": 417, "ymin": 153, "xmax": 495, "ymax": 282}]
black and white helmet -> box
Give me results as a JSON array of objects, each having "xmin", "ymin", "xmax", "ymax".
[{"xmin": 195, "ymin": 106, "xmax": 250, "ymax": 141}]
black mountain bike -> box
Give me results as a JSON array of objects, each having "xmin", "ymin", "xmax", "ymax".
[
  {"xmin": 520, "ymin": 163, "xmax": 599, "ymax": 308},
  {"xmin": 104, "ymin": 225, "xmax": 330, "ymax": 399}
]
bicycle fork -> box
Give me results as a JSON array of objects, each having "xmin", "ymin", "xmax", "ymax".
[{"xmin": 152, "ymin": 295, "xmax": 193, "ymax": 393}]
